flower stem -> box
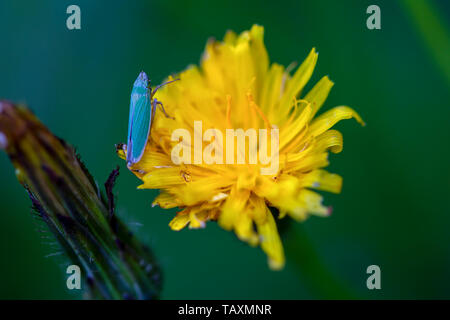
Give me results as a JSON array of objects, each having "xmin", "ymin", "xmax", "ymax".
[
  {"xmin": 399, "ymin": 0, "xmax": 450, "ymax": 86},
  {"xmin": 283, "ymin": 223, "xmax": 356, "ymax": 299},
  {"xmin": 0, "ymin": 101, "xmax": 161, "ymax": 299}
]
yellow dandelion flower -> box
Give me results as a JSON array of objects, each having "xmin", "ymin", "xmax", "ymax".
[{"xmin": 117, "ymin": 25, "xmax": 364, "ymax": 270}]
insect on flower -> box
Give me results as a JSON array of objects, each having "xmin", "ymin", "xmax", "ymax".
[
  {"xmin": 125, "ymin": 71, "xmax": 178, "ymax": 167},
  {"xmin": 116, "ymin": 25, "xmax": 364, "ymax": 270}
]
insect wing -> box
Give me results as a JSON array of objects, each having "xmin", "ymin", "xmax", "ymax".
[{"xmin": 127, "ymin": 92, "xmax": 152, "ymax": 165}]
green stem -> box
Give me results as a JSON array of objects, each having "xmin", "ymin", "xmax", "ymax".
[
  {"xmin": 283, "ymin": 223, "xmax": 357, "ymax": 299},
  {"xmin": 399, "ymin": 0, "xmax": 450, "ymax": 86},
  {"xmin": 0, "ymin": 101, "xmax": 161, "ymax": 299}
]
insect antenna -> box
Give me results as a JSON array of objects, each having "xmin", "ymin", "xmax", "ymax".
[{"xmin": 150, "ymin": 78, "xmax": 180, "ymax": 97}]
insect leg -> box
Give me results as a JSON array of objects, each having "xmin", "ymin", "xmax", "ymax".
[{"xmin": 153, "ymin": 98, "xmax": 175, "ymax": 120}]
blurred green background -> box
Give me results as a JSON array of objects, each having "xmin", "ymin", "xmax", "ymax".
[{"xmin": 0, "ymin": 0, "xmax": 449, "ymax": 299}]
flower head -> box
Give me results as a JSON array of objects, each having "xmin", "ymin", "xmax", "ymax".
[{"xmin": 118, "ymin": 25, "xmax": 364, "ymax": 269}]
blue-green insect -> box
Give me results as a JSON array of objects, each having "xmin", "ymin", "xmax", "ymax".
[{"xmin": 126, "ymin": 71, "xmax": 178, "ymax": 167}]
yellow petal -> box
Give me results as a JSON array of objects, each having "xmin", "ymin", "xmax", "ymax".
[
  {"xmin": 278, "ymin": 210, "xmax": 288, "ymax": 219},
  {"xmin": 255, "ymin": 175, "xmax": 300, "ymax": 218},
  {"xmin": 256, "ymin": 209, "xmax": 285, "ymax": 270},
  {"xmin": 308, "ymin": 106, "xmax": 365, "ymax": 138},
  {"xmin": 253, "ymin": 175, "xmax": 279, "ymax": 200},
  {"xmin": 219, "ymin": 186, "xmax": 250, "ymax": 230},
  {"xmin": 224, "ymin": 30, "xmax": 237, "ymax": 45},
  {"xmin": 277, "ymin": 48, "xmax": 318, "ymax": 122},
  {"xmin": 173, "ymin": 175, "xmax": 233, "ymax": 206},
  {"xmin": 189, "ymin": 210, "xmax": 206, "ymax": 229},
  {"xmin": 279, "ymin": 104, "xmax": 311, "ymax": 151},
  {"xmin": 234, "ymin": 40, "xmax": 254, "ymax": 98},
  {"xmin": 169, "ymin": 212, "xmax": 190, "ymax": 231},
  {"xmin": 249, "ymin": 24, "xmax": 269, "ymax": 101},
  {"xmin": 315, "ymin": 129, "xmax": 343, "ymax": 154},
  {"xmin": 298, "ymin": 189, "xmax": 331, "ymax": 217},
  {"xmin": 152, "ymin": 191, "xmax": 180, "ymax": 209},
  {"xmin": 261, "ymin": 63, "xmax": 284, "ymax": 116},
  {"xmin": 135, "ymin": 151, "xmax": 173, "ymax": 171},
  {"xmin": 279, "ymin": 189, "xmax": 330, "ymax": 221},
  {"xmin": 304, "ymin": 76, "xmax": 334, "ymax": 119},
  {"xmin": 235, "ymin": 210, "xmax": 259, "ymax": 246},
  {"xmin": 236, "ymin": 171, "xmax": 257, "ymax": 190},
  {"xmin": 116, "ymin": 145, "xmax": 126, "ymax": 160},
  {"xmin": 248, "ymin": 195, "xmax": 269, "ymax": 225},
  {"xmin": 286, "ymin": 152, "xmax": 329, "ymax": 173},
  {"xmin": 301, "ymin": 169, "xmax": 342, "ymax": 194},
  {"xmin": 138, "ymin": 167, "xmax": 185, "ymax": 189}
]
